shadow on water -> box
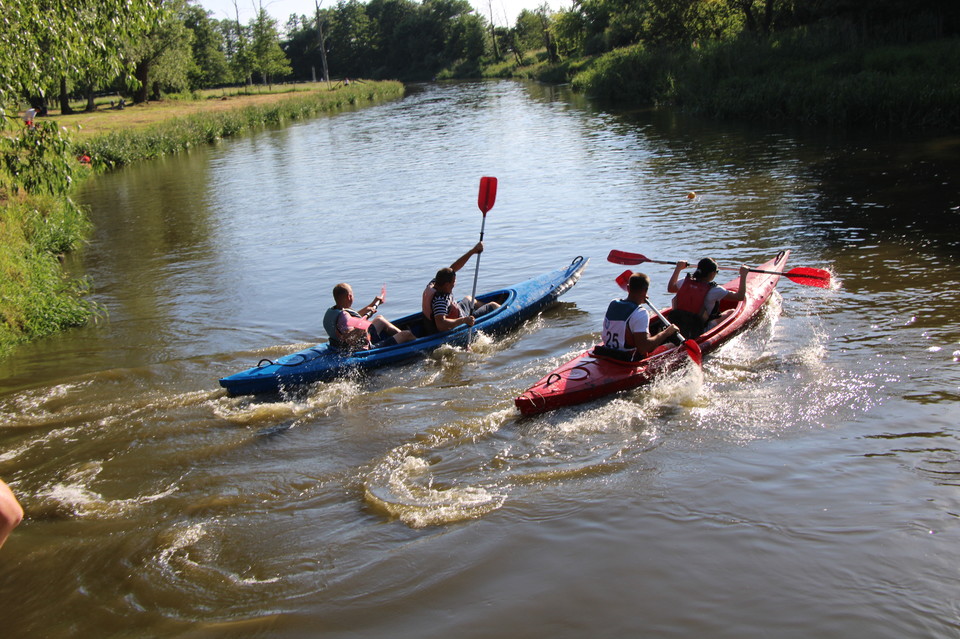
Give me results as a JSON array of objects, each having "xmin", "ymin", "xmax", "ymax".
[{"xmin": 802, "ymin": 134, "xmax": 960, "ymax": 254}]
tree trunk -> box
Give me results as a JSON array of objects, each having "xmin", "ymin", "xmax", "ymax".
[
  {"xmin": 133, "ymin": 60, "xmax": 149, "ymax": 104},
  {"xmin": 59, "ymin": 76, "xmax": 75, "ymax": 115},
  {"xmin": 762, "ymin": 0, "xmax": 775, "ymax": 34},
  {"xmin": 738, "ymin": 0, "xmax": 758, "ymax": 33}
]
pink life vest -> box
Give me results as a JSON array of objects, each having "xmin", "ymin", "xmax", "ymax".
[{"xmin": 342, "ymin": 311, "xmax": 371, "ymax": 333}]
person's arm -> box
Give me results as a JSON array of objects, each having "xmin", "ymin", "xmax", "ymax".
[
  {"xmin": 434, "ymin": 312, "xmax": 475, "ymax": 332},
  {"xmin": 432, "ymin": 296, "xmax": 475, "ymax": 331},
  {"xmin": 0, "ymin": 479, "xmax": 23, "ymax": 550},
  {"xmin": 667, "ymin": 260, "xmax": 689, "ymax": 293},
  {"xmin": 627, "ymin": 308, "xmax": 678, "ymax": 354},
  {"xmin": 723, "ymin": 265, "xmax": 751, "ymax": 302},
  {"xmin": 448, "ymin": 242, "xmax": 483, "ymax": 273},
  {"xmin": 358, "ymin": 294, "xmax": 384, "ymax": 318},
  {"xmin": 631, "ymin": 324, "xmax": 679, "ymax": 354}
]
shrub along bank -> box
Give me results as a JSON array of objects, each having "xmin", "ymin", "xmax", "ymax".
[
  {"xmin": 488, "ymin": 30, "xmax": 960, "ymax": 131},
  {"xmin": 0, "ymin": 81, "xmax": 404, "ymax": 358},
  {"xmin": 569, "ymin": 36, "xmax": 960, "ymax": 129}
]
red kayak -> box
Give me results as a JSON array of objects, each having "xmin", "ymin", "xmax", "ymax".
[{"xmin": 514, "ymin": 250, "xmax": 790, "ymax": 416}]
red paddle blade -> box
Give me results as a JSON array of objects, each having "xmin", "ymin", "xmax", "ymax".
[
  {"xmin": 785, "ymin": 267, "xmax": 832, "ymax": 288},
  {"xmin": 478, "ymin": 176, "xmax": 497, "ymax": 214},
  {"xmin": 615, "ymin": 269, "xmax": 632, "ymax": 291},
  {"xmin": 607, "ymin": 249, "xmax": 649, "ymax": 265},
  {"xmin": 682, "ymin": 339, "xmax": 703, "ymax": 367},
  {"xmin": 379, "ymin": 284, "xmax": 387, "ymax": 303}
]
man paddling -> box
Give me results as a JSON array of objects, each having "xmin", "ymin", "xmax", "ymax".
[
  {"xmin": 323, "ymin": 283, "xmax": 414, "ymax": 351},
  {"xmin": 602, "ymin": 272, "xmax": 679, "ymax": 359},
  {"xmin": 421, "ymin": 242, "xmax": 499, "ymax": 333}
]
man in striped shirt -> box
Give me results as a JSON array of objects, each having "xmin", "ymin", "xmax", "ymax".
[{"xmin": 429, "ymin": 265, "xmax": 500, "ymax": 332}]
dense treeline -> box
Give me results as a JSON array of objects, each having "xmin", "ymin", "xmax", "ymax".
[
  {"xmin": 6, "ymin": 0, "xmax": 955, "ymax": 114},
  {"xmin": 558, "ymin": 0, "xmax": 960, "ymax": 128}
]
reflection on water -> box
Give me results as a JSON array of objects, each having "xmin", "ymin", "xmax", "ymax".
[{"xmin": 2, "ymin": 80, "xmax": 960, "ymax": 637}]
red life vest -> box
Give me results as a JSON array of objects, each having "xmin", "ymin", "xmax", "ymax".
[{"xmin": 674, "ymin": 276, "xmax": 715, "ymax": 317}]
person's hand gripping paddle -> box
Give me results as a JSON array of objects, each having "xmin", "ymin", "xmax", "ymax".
[{"xmin": 615, "ymin": 270, "xmax": 702, "ymax": 367}]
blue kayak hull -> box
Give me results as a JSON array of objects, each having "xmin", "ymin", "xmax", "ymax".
[{"xmin": 219, "ymin": 256, "xmax": 589, "ymax": 396}]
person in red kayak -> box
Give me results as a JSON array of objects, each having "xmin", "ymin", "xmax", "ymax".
[
  {"xmin": 323, "ymin": 283, "xmax": 415, "ymax": 351},
  {"xmin": 602, "ymin": 272, "xmax": 679, "ymax": 359},
  {"xmin": 421, "ymin": 241, "xmax": 499, "ymax": 333},
  {"xmin": 667, "ymin": 258, "xmax": 750, "ymax": 336}
]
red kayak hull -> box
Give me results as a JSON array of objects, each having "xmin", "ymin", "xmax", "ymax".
[{"xmin": 515, "ymin": 250, "xmax": 789, "ymax": 416}]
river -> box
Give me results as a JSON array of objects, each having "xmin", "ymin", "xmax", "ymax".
[{"xmin": 1, "ymin": 80, "xmax": 959, "ymax": 637}]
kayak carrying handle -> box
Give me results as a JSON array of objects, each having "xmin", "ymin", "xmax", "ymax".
[{"xmin": 256, "ymin": 349, "xmax": 325, "ymax": 368}]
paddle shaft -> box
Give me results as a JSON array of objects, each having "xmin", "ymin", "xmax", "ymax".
[
  {"xmin": 468, "ymin": 177, "xmax": 497, "ymax": 344},
  {"xmin": 362, "ymin": 285, "xmax": 387, "ymax": 319},
  {"xmin": 468, "ymin": 215, "xmax": 486, "ymax": 314}
]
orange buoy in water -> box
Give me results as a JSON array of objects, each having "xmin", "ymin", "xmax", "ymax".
[{"xmin": 686, "ymin": 191, "xmax": 697, "ymax": 199}]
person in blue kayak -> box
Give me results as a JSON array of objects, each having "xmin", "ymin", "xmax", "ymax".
[
  {"xmin": 602, "ymin": 272, "xmax": 679, "ymax": 358},
  {"xmin": 667, "ymin": 258, "xmax": 750, "ymax": 336},
  {"xmin": 323, "ymin": 283, "xmax": 415, "ymax": 351},
  {"xmin": 421, "ymin": 241, "xmax": 500, "ymax": 333}
]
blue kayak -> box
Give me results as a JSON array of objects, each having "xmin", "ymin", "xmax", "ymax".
[{"xmin": 219, "ymin": 256, "xmax": 589, "ymax": 396}]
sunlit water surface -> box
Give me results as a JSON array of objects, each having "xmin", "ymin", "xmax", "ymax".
[{"xmin": 1, "ymin": 80, "xmax": 959, "ymax": 637}]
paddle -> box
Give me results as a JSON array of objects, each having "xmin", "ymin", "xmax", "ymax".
[
  {"xmin": 615, "ymin": 270, "xmax": 702, "ymax": 366},
  {"xmin": 362, "ymin": 284, "xmax": 387, "ymax": 319},
  {"xmin": 607, "ymin": 250, "xmax": 832, "ymax": 288},
  {"xmin": 468, "ymin": 176, "xmax": 497, "ymax": 345}
]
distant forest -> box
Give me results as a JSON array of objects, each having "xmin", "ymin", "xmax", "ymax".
[{"xmin": 4, "ymin": 0, "xmax": 958, "ymax": 115}]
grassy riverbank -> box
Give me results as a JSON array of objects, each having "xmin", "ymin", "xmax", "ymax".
[
  {"xmin": 70, "ymin": 81, "xmax": 404, "ymax": 168},
  {"xmin": 0, "ymin": 81, "xmax": 404, "ymax": 358},
  {"xmin": 0, "ymin": 189, "xmax": 95, "ymax": 358},
  {"xmin": 484, "ymin": 32, "xmax": 960, "ymax": 130}
]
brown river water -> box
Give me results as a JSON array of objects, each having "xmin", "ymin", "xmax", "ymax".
[{"xmin": 1, "ymin": 80, "xmax": 959, "ymax": 637}]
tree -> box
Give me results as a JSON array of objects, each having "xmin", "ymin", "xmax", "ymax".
[
  {"xmin": 326, "ymin": 0, "xmax": 375, "ymax": 77},
  {"xmin": 249, "ymin": 5, "xmax": 292, "ymax": 84},
  {"xmin": 127, "ymin": 0, "xmax": 196, "ymax": 103},
  {"xmin": 515, "ymin": 9, "xmax": 546, "ymax": 52},
  {"xmin": 365, "ymin": 0, "xmax": 416, "ymax": 76},
  {"xmin": 0, "ymin": 0, "xmax": 160, "ymax": 126},
  {"xmin": 183, "ymin": 3, "xmax": 231, "ymax": 89},
  {"xmin": 551, "ymin": 7, "xmax": 588, "ymax": 58}
]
